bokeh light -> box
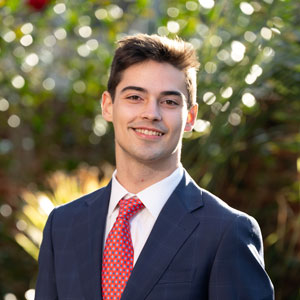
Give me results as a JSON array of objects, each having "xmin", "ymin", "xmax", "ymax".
[
  {"xmin": 43, "ymin": 78, "xmax": 55, "ymax": 91},
  {"xmin": 221, "ymin": 101, "xmax": 230, "ymax": 112},
  {"xmin": 186, "ymin": 1, "xmax": 198, "ymax": 11},
  {"xmin": 53, "ymin": 3, "xmax": 66, "ymax": 14},
  {"xmin": 44, "ymin": 35, "xmax": 56, "ymax": 47},
  {"xmin": 167, "ymin": 7, "xmax": 179, "ymax": 17},
  {"xmin": 0, "ymin": 204, "xmax": 13, "ymax": 217},
  {"xmin": 73, "ymin": 81, "xmax": 86, "ymax": 94},
  {"xmin": 240, "ymin": 2, "xmax": 254, "ymax": 15},
  {"xmin": 221, "ymin": 87, "xmax": 233, "ymax": 98},
  {"xmin": 22, "ymin": 137, "xmax": 35, "ymax": 151},
  {"xmin": 38, "ymin": 195, "xmax": 55, "ymax": 215},
  {"xmin": 8, "ymin": 114, "xmax": 21, "ymax": 128},
  {"xmin": 21, "ymin": 23, "xmax": 34, "ymax": 35},
  {"xmin": 203, "ymin": 92, "xmax": 216, "ymax": 105},
  {"xmin": 204, "ymin": 62, "xmax": 217, "ymax": 74},
  {"xmin": 242, "ymin": 92, "xmax": 256, "ymax": 107},
  {"xmin": 244, "ymin": 31, "xmax": 257, "ymax": 42},
  {"xmin": 194, "ymin": 119, "xmax": 211, "ymax": 132},
  {"xmin": 231, "ymin": 41, "xmax": 246, "ymax": 62},
  {"xmin": 78, "ymin": 26, "xmax": 92, "ymax": 38},
  {"xmin": 0, "ymin": 98, "xmax": 9, "ymax": 111},
  {"xmin": 93, "ymin": 115, "xmax": 108, "ymax": 137},
  {"xmin": 0, "ymin": 139, "xmax": 13, "ymax": 154},
  {"xmin": 157, "ymin": 26, "xmax": 169, "ymax": 36},
  {"xmin": 228, "ymin": 112, "xmax": 241, "ymax": 126},
  {"xmin": 3, "ymin": 31, "xmax": 16, "ymax": 43},
  {"xmin": 24, "ymin": 289, "xmax": 35, "ymax": 300},
  {"xmin": 54, "ymin": 28, "xmax": 67, "ymax": 40},
  {"xmin": 86, "ymin": 39, "xmax": 99, "ymax": 50},
  {"xmin": 108, "ymin": 5, "xmax": 123, "ymax": 19},
  {"xmin": 25, "ymin": 53, "xmax": 39, "ymax": 67},
  {"xmin": 77, "ymin": 44, "xmax": 91, "ymax": 57},
  {"xmin": 217, "ymin": 49, "xmax": 230, "ymax": 61},
  {"xmin": 167, "ymin": 21, "xmax": 180, "ymax": 33},
  {"xmin": 95, "ymin": 8, "xmax": 108, "ymax": 20},
  {"xmin": 261, "ymin": 27, "xmax": 272, "ymax": 40},
  {"xmin": 20, "ymin": 35, "xmax": 33, "ymax": 47},
  {"xmin": 209, "ymin": 35, "xmax": 222, "ymax": 47},
  {"xmin": 4, "ymin": 293, "xmax": 17, "ymax": 300},
  {"xmin": 199, "ymin": 0, "xmax": 215, "ymax": 9},
  {"xmin": 16, "ymin": 220, "xmax": 28, "ymax": 231},
  {"xmin": 11, "ymin": 75, "xmax": 25, "ymax": 89}
]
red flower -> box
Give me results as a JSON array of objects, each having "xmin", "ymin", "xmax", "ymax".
[{"xmin": 27, "ymin": 0, "xmax": 49, "ymax": 11}]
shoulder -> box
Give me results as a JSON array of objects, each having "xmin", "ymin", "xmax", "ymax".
[
  {"xmin": 49, "ymin": 183, "xmax": 110, "ymax": 223},
  {"xmin": 198, "ymin": 186, "xmax": 274, "ymax": 297},
  {"xmin": 201, "ymin": 187, "xmax": 260, "ymax": 234},
  {"xmin": 182, "ymin": 170, "xmax": 260, "ymax": 230},
  {"xmin": 57, "ymin": 185, "xmax": 108, "ymax": 211},
  {"xmin": 199, "ymin": 186, "xmax": 264, "ymax": 260},
  {"xmin": 184, "ymin": 178, "xmax": 265, "ymax": 262},
  {"xmin": 202, "ymin": 187, "xmax": 253, "ymax": 219}
]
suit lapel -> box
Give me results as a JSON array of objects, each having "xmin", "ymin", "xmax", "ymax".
[
  {"xmin": 121, "ymin": 171, "xmax": 203, "ymax": 300},
  {"xmin": 72, "ymin": 181, "xmax": 111, "ymax": 300}
]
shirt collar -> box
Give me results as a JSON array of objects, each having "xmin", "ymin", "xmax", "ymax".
[{"xmin": 109, "ymin": 166, "xmax": 184, "ymax": 219}]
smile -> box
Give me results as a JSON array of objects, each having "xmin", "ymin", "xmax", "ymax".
[{"xmin": 134, "ymin": 128, "xmax": 164, "ymax": 136}]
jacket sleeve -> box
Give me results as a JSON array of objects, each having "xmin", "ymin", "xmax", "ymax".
[
  {"xmin": 35, "ymin": 208, "xmax": 58, "ymax": 300},
  {"xmin": 208, "ymin": 214, "xmax": 274, "ymax": 300}
]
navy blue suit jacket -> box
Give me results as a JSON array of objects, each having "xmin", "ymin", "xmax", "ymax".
[{"xmin": 35, "ymin": 171, "xmax": 274, "ymax": 300}]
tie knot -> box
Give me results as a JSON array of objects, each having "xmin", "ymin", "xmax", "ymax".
[{"xmin": 118, "ymin": 196, "xmax": 144, "ymax": 220}]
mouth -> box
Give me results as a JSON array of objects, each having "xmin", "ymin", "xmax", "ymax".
[{"xmin": 133, "ymin": 128, "xmax": 164, "ymax": 137}]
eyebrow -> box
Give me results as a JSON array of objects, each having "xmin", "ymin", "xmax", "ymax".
[
  {"xmin": 120, "ymin": 85, "xmax": 186, "ymax": 100},
  {"xmin": 161, "ymin": 90, "xmax": 184, "ymax": 98},
  {"xmin": 120, "ymin": 86, "xmax": 146, "ymax": 93}
]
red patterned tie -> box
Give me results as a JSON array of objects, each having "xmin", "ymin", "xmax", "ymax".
[{"xmin": 102, "ymin": 196, "xmax": 144, "ymax": 300}]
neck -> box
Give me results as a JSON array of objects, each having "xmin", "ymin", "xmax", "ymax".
[{"xmin": 115, "ymin": 156, "xmax": 180, "ymax": 194}]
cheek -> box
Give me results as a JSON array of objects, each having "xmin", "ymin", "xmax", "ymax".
[
  {"xmin": 170, "ymin": 112, "xmax": 187, "ymax": 130},
  {"xmin": 112, "ymin": 105, "xmax": 137, "ymax": 128}
]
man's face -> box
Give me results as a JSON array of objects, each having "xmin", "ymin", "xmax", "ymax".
[{"xmin": 102, "ymin": 60, "xmax": 197, "ymax": 168}]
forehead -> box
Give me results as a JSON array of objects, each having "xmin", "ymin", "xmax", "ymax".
[{"xmin": 116, "ymin": 60, "xmax": 187, "ymax": 96}]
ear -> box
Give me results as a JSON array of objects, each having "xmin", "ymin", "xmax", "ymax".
[
  {"xmin": 101, "ymin": 91, "xmax": 113, "ymax": 122},
  {"xmin": 184, "ymin": 104, "xmax": 198, "ymax": 132}
]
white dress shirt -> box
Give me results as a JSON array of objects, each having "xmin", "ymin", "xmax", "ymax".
[{"xmin": 104, "ymin": 166, "xmax": 184, "ymax": 265}]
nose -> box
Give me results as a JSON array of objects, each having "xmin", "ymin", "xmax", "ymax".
[{"xmin": 140, "ymin": 100, "xmax": 162, "ymax": 121}]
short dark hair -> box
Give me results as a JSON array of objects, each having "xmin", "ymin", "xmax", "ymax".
[{"xmin": 107, "ymin": 34, "xmax": 200, "ymax": 108}]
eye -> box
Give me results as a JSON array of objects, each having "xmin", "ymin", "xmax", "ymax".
[
  {"xmin": 162, "ymin": 99, "xmax": 179, "ymax": 106},
  {"xmin": 126, "ymin": 95, "xmax": 142, "ymax": 101}
]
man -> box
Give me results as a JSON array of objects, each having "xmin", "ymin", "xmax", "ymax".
[{"xmin": 35, "ymin": 34, "xmax": 274, "ymax": 300}]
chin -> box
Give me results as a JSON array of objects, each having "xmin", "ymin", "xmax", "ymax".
[{"xmin": 134, "ymin": 151, "xmax": 176, "ymax": 165}]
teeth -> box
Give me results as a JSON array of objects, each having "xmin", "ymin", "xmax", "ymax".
[{"xmin": 135, "ymin": 128, "xmax": 163, "ymax": 136}]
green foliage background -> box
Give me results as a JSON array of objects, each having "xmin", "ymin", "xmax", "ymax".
[{"xmin": 0, "ymin": 0, "xmax": 299, "ymax": 299}]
